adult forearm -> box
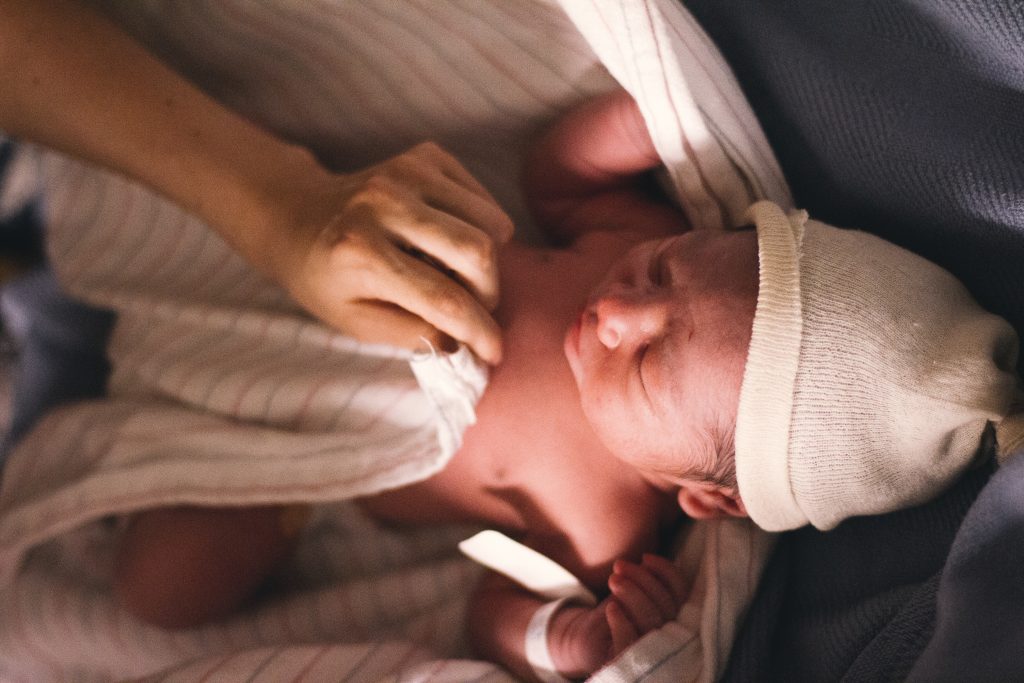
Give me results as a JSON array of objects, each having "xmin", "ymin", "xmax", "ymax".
[
  {"xmin": 0, "ymin": 0, "xmax": 320, "ymax": 274},
  {"xmin": 0, "ymin": 0, "xmax": 512, "ymax": 361}
]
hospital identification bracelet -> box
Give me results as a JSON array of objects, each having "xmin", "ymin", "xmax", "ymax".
[{"xmin": 525, "ymin": 597, "xmax": 575, "ymax": 683}]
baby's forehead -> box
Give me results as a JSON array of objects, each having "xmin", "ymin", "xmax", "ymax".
[
  {"xmin": 661, "ymin": 226, "xmax": 756, "ymax": 254},
  {"xmin": 655, "ymin": 229, "xmax": 759, "ymax": 390},
  {"xmin": 656, "ymin": 229, "xmax": 759, "ymax": 291}
]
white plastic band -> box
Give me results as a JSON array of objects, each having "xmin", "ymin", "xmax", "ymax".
[
  {"xmin": 458, "ymin": 530, "xmax": 597, "ymax": 605},
  {"xmin": 525, "ymin": 597, "xmax": 573, "ymax": 683}
]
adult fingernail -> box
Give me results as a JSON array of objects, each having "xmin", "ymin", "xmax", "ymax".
[{"xmin": 483, "ymin": 338, "xmax": 502, "ymax": 365}]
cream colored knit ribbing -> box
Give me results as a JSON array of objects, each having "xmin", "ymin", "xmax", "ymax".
[
  {"xmin": 733, "ymin": 202, "xmax": 807, "ymax": 530},
  {"xmin": 735, "ymin": 201, "xmax": 1019, "ymax": 531}
]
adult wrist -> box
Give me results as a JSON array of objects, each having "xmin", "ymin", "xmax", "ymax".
[{"xmin": 206, "ymin": 138, "xmax": 336, "ymax": 285}]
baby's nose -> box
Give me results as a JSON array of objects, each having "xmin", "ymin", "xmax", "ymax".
[{"xmin": 592, "ymin": 293, "xmax": 666, "ymax": 350}]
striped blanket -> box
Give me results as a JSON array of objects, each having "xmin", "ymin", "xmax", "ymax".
[{"xmin": 0, "ymin": 0, "xmax": 787, "ymax": 680}]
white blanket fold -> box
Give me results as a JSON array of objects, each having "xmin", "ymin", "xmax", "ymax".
[{"xmin": 0, "ymin": 1, "xmax": 785, "ymax": 680}]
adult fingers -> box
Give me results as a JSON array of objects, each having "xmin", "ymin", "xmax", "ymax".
[
  {"xmin": 345, "ymin": 173, "xmax": 504, "ymax": 311},
  {"xmin": 386, "ymin": 205, "xmax": 502, "ymax": 311},
  {"xmin": 294, "ymin": 216, "xmax": 502, "ymax": 363},
  {"xmin": 336, "ymin": 300, "xmax": 454, "ymax": 354},
  {"xmin": 421, "ymin": 175, "xmax": 514, "ymax": 249},
  {"xmin": 406, "ymin": 141, "xmax": 515, "ymax": 243},
  {"xmin": 372, "ymin": 246, "xmax": 503, "ymax": 364}
]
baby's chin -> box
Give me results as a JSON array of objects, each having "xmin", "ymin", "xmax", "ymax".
[{"xmin": 562, "ymin": 313, "xmax": 585, "ymax": 387}]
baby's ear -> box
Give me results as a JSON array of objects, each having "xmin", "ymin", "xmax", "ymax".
[{"xmin": 677, "ymin": 483, "xmax": 748, "ymax": 519}]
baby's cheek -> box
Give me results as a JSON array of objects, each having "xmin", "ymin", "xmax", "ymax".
[
  {"xmin": 580, "ymin": 394, "xmax": 620, "ymax": 448},
  {"xmin": 578, "ymin": 393, "xmax": 607, "ymax": 435},
  {"xmin": 586, "ymin": 402, "xmax": 647, "ymax": 466}
]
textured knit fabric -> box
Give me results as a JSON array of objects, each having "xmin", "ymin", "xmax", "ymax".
[
  {"xmin": 679, "ymin": 0, "xmax": 1024, "ymax": 679},
  {"xmin": 908, "ymin": 446, "xmax": 1024, "ymax": 681},
  {"xmin": 736, "ymin": 201, "xmax": 1017, "ymax": 531},
  {"xmin": 685, "ymin": 0, "xmax": 1024, "ymax": 342}
]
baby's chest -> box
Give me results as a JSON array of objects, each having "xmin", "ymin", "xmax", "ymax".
[{"xmin": 520, "ymin": 467, "xmax": 669, "ymax": 590}]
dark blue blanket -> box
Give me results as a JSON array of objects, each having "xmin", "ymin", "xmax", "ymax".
[
  {"xmin": 0, "ymin": 140, "xmax": 113, "ymax": 463},
  {"xmin": 681, "ymin": 0, "xmax": 1024, "ymax": 679}
]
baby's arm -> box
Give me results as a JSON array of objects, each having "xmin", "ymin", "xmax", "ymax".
[
  {"xmin": 467, "ymin": 554, "xmax": 689, "ymax": 680},
  {"xmin": 524, "ymin": 89, "xmax": 687, "ymax": 245}
]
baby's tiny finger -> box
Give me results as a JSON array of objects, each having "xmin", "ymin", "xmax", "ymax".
[
  {"xmin": 614, "ymin": 560, "xmax": 677, "ymax": 621},
  {"xmin": 608, "ymin": 572, "xmax": 663, "ymax": 633},
  {"xmin": 642, "ymin": 554, "xmax": 691, "ymax": 605},
  {"xmin": 605, "ymin": 600, "xmax": 639, "ymax": 656}
]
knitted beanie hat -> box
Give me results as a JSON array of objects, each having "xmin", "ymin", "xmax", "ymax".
[{"xmin": 734, "ymin": 201, "xmax": 1019, "ymax": 532}]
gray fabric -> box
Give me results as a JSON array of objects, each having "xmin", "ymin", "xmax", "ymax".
[
  {"xmin": 680, "ymin": 0, "xmax": 1024, "ymax": 679},
  {"xmin": 908, "ymin": 450, "xmax": 1024, "ymax": 682},
  {"xmin": 722, "ymin": 460, "xmax": 991, "ymax": 682},
  {"xmin": 685, "ymin": 0, "xmax": 1024, "ymax": 339}
]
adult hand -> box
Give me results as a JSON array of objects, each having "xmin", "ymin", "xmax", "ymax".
[
  {"xmin": 1, "ymin": 1, "xmax": 513, "ymax": 364},
  {"xmin": 274, "ymin": 142, "xmax": 513, "ymax": 364}
]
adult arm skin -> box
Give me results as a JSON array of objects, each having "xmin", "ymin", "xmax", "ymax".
[
  {"xmin": 0, "ymin": 0, "xmax": 512, "ymax": 363},
  {"xmin": 523, "ymin": 89, "xmax": 687, "ymax": 245}
]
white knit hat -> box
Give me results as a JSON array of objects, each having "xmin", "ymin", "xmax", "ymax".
[{"xmin": 735, "ymin": 201, "xmax": 1019, "ymax": 532}]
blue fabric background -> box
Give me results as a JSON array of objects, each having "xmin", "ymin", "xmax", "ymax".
[{"xmin": 681, "ymin": 1, "xmax": 1024, "ymax": 678}]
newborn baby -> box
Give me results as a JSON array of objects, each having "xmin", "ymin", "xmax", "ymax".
[{"xmin": 113, "ymin": 90, "xmax": 1018, "ymax": 681}]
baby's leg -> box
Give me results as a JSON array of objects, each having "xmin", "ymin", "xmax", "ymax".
[{"xmin": 113, "ymin": 504, "xmax": 308, "ymax": 629}]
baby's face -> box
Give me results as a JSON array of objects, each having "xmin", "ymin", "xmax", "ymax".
[{"xmin": 564, "ymin": 229, "xmax": 759, "ymax": 488}]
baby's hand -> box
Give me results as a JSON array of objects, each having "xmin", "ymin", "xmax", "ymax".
[
  {"xmin": 605, "ymin": 554, "xmax": 689, "ymax": 655},
  {"xmin": 549, "ymin": 554, "xmax": 689, "ymax": 678}
]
